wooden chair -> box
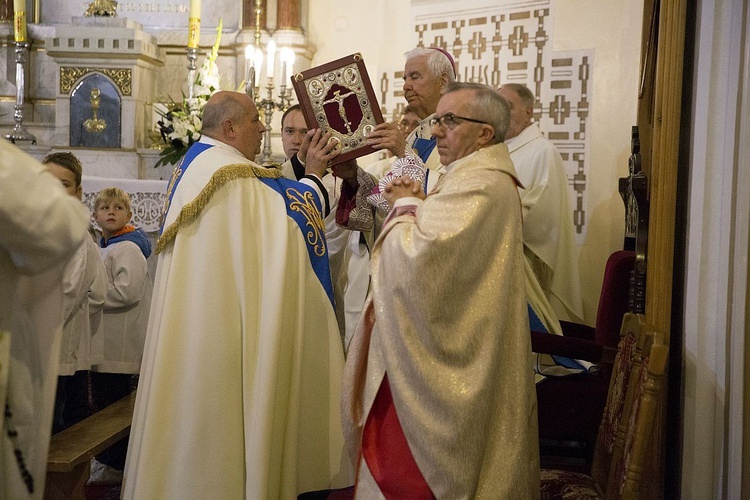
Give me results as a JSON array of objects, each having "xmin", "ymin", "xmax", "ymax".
[
  {"xmin": 535, "ymin": 251, "xmax": 636, "ymax": 470},
  {"xmin": 539, "ymin": 313, "xmax": 664, "ymax": 499}
]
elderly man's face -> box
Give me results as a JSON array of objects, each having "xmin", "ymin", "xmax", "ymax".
[
  {"xmin": 403, "ymin": 55, "xmax": 444, "ymax": 120},
  {"xmin": 497, "ymin": 86, "xmax": 532, "ymax": 141},
  {"xmin": 431, "ymin": 89, "xmax": 488, "ymax": 166},
  {"xmin": 235, "ymin": 96, "xmax": 266, "ymax": 161}
]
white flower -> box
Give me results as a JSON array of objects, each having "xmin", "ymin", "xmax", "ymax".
[{"xmin": 154, "ymin": 19, "xmax": 225, "ymax": 168}]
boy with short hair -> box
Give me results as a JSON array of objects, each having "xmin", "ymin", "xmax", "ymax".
[
  {"xmin": 42, "ymin": 151, "xmax": 107, "ymax": 433},
  {"xmin": 90, "ymin": 187, "xmax": 152, "ymax": 482}
]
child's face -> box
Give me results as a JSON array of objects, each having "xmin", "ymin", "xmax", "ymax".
[
  {"xmin": 47, "ymin": 163, "xmax": 82, "ymax": 199},
  {"xmin": 95, "ymin": 199, "xmax": 132, "ymax": 238}
]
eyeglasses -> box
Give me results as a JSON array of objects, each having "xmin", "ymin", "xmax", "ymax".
[{"xmin": 429, "ymin": 112, "xmax": 490, "ymax": 130}]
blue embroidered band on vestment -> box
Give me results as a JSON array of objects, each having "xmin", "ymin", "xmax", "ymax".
[
  {"xmin": 259, "ymin": 177, "xmax": 335, "ymax": 306},
  {"xmin": 160, "ymin": 142, "xmax": 213, "ymax": 235}
]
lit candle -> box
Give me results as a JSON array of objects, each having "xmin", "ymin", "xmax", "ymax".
[
  {"xmin": 266, "ymin": 39, "xmax": 276, "ymax": 78},
  {"xmin": 14, "ymin": 0, "xmax": 26, "ymax": 43},
  {"xmin": 253, "ymin": 48, "xmax": 263, "ymax": 83},
  {"xmin": 245, "ymin": 44, "xmax": 255, "ymax": 94},
  {"xmin": 188, "ymin": 0, "xmax": 201, "ymax": 48},
  {"xmin": 279, "ymin": 47, "xmax": 287, "ymax": 83},
  {"xmin": 282, "ymin": 48, "xmax": 296, "ymax": 84}
]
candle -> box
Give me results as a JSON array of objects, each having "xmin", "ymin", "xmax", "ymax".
[
  {"xmin": 253, "ymin": 48, "xmax": 263, "ymax": 81},
  {"xmin": 279, "ymin": 48, "xmax": 287, "ymax": 84},
  {"xmin": 281, "ymin": 48, "xmax": 296, "ymax": 84},
  {"xmin": 266, "ymin": 39, "xmax": 276, "ymax": 78},
  {"xmin": 188, "ymin": 0, "xmax": 201, "ymax": 48},
  {"xmin": 286, "ymin": 49, "xmax": 295, "ymax": 83},
  {"xmin": 14, "ymin": 0, "xmax": 26, "ymax": 43},
  {"xmin": 245, "ymin": 44, "xmax": 255, "ymax": 94}
]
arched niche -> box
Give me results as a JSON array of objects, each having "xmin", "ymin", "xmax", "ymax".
[{"xmin": 70, "ymin": 73, "xmax": 122, "ymax": 148}]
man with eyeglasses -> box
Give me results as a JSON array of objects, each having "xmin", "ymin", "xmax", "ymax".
[
  {"xmin": 497, "ymin": 84, "xmax": 584, "ymax": 324},
  {"xmin": 341, "ymin": 81, "xmax": 540, "ymax": 498}
]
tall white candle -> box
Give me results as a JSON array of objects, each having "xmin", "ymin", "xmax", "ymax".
[
  {"xmin": 188, "ymin": 0, "xmax": 201, "ymax": 48},
  {"xmin": 253, "ymin": 48, "xmax": 263, "ymax": 79},
  {"xmin": 266, "ymin": 39, "xmax": 276, "ymax": 78},
  {"xmin": 245, "ymin": 44, "xmax": 255, "ymax": 93},
  {"xmin": 286, "ymin": 48, "xmax": 295, "ymax": 83},
  {"xmin": 14, "ymin": 0, "xmax": 26, "ymax": 43}
]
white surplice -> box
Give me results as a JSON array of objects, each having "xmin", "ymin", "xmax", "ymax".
[{"xmin": 507, "ymin": 123, "xmax": 584, "ymax": 323}]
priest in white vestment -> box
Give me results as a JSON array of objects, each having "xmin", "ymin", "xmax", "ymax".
[
  {"xmin": 0, "ymin": 140, "xmax": 90, "ymax": 499},
  {"xmin": 122, "ymin": 92, "xmax": 352, "ymax": 499},
  {"xmin": 498, "ymin": 84, "xmax": 584, "ymax": 323},
  {"xmin": 342, "ymin": 83, "xmax": 540, "ymax": 498}
]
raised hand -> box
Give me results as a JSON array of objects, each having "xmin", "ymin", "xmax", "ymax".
[
  {"xmin": 304, "ymin": 129, "xmax": 340, "ymax": 178},
  {"xmin": 366, "ymin": 122, "xmax": 407, "ymax": 158}
]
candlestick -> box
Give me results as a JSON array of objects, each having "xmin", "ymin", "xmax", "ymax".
[
  {"xmin": 14, "ymin": 0, "xmax": 26, "ymax": 43},
  {"xmin": 188, "ymin": 0, "xmax": 201, "ymax": 48},
  {"xmin": 4, "ymin": 42, "xmax": 36, "ymax": 144},
  {"xmin": 186, "ymin": 47, "xmax": 198, "ymax": 99}
]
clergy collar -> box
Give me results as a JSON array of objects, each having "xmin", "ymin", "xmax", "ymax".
[{"xmin": 198, "ymin": 135, "xmax": 249, "ymax": 161}]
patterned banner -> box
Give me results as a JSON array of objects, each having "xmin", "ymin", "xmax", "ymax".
[{"xmin": 377, "ymin": 0, "xmax": 591, "ymax": 240}]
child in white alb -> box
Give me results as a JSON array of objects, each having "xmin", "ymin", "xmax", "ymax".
[{"xmin": 89, "ymin": 187, "xmax": 152, "ymax": 484}]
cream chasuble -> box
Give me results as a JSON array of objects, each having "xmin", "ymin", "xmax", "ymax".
[
  {"xmin": 122, "ymin": 139, "xmax": 352, "ymax": 499},
  {"xmin": 342, "ymin": 143, "xmax": 540, "ymax": 499}
]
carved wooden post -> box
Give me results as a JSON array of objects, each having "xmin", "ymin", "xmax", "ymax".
[{"xmin": 277, "ymin": 0, "xmax": 301, "ymax": 30}]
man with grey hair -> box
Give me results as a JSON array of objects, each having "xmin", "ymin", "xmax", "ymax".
[
  {"xmin": 341, "ymin": 81, "xmax": 540, "ymax": 498},
  {"xmin": 498, "ymin": 83, "xmax": 584, "ymax": 323},
  {"xmin": 313, "ymin": 47, "xmax": 458, "ymax": 350},
  {"xmin": 335, "ymin": 46, "xmax": 457, "ymax": 236}
]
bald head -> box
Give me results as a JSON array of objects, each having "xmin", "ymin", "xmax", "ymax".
[
  {"xmin": 201, "ymin": 91, "xmax": 266, "ymax": 161},
  {"xmin": 202, "ymin": 91, "xmax": 250, "ymax": 135}
]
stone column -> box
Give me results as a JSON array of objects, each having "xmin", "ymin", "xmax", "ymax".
[
  {"xmin": 277, "ymin": 0, "xmax": 301, "ymax": 30},
  {"xmin": 243, "ymin": 0, "xmax": 267, "ymax": 30}
]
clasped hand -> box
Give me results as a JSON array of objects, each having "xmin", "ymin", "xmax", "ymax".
[{"xmin": 384, "ymin": 177, "xmax": 425, "ymax": 207}]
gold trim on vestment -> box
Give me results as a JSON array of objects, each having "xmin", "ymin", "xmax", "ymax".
[
  {"xmin": 156, "ymin": 163, "xmax": 282, "ymax": 254},
  {"xmin": 285, "ymin": 187, "xmax": 326, "ymax": 257}
]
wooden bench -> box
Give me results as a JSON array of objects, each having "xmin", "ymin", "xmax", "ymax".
[{"xmin": 44, "ymin": 392, "xmax": 136, "ymax": 500}]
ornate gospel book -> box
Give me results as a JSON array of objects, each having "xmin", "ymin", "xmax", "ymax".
[{"xmin": 291, "ymin": 53, "xmax": 384, "ymax": 164}]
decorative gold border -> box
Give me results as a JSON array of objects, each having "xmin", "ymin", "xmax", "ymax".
[
  {"xmin": 60, "ymin": 67, "xmax": 132, "ymax": 96},
  {"xmin": 157, "ymin": 163, "xmax": 281, "ymax": 254}
]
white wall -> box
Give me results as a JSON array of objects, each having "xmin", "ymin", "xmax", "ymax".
[
  {"xmin": 552, "ymin": 0, "xmax": 643, "ymax": 322},
  {"xmin": 683, "ymin": 1, "xmax": 749, "ymax": 497}
]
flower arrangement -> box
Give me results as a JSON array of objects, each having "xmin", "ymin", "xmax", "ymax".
[{"xmin": 154, "ymin": 21, "xmax": 223, "ymax": 168}]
